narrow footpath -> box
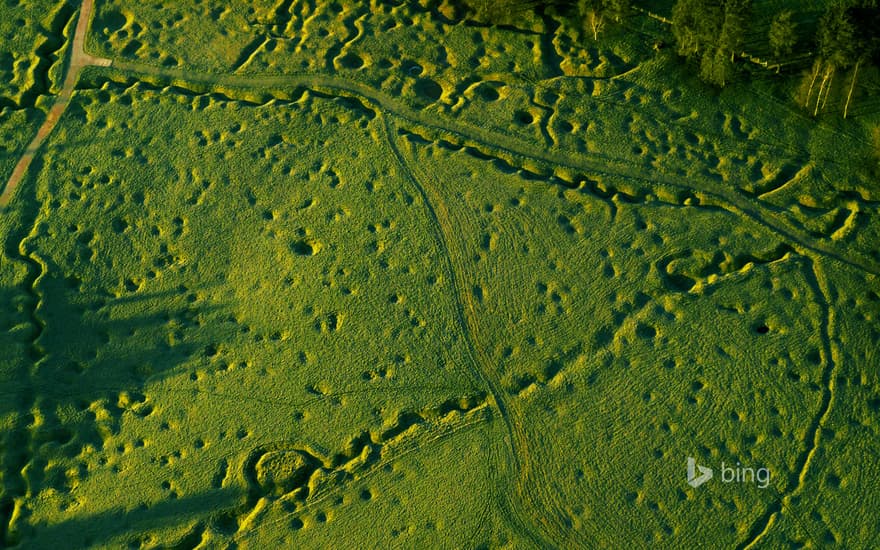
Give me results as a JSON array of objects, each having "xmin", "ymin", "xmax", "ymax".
[{"xmin": 0, "ymin": 0, "xmax": 111, "ymax": 207}]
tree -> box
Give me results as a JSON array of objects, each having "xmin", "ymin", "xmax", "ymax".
[
  {"xmin": 586, "ymin": 7, "xmax": 605, "ymax": 40},
  {"xmin": 672, "ymin": 0, "xmax": 711, "ymax": 59},
  {"xmin": 672, "ymin": 0, "xmax": 724, "ymax": 60},
  {"xmin": 811, "ymin": 2, "xmax": 859, "ymax": 115},
  {"xmin": 700, "ymin": 46, "xmax": 735, "ymax": 86},
  {"xmin": 603, "ymin": 0, "xmax": 632, "ymax": 22},
  {"xmin": 768, "ymin": 10, "xmax": 797, "ymax": 63},
  {"xmin": 575, "ymin": 0, "xmax": 633, "ymax": 40},
  {"xmin": 844, "ymin": 57, "xmax": 862, "ymax": 118},
  {"xmin": 672, "ymin": 0, "xmax": 748, "ymax": 87},
  {"xmin": 719, "ymin": 0, "xmax": 751, "ymax": 62},
  {"xmin": 818, "ymin": 4, "xmax": 857, "ymax": 68},
  {"xmin": 463, "ymin": 0, "xmax": 539, "ymax": 25},
  {"xmin": 843, "ymin": 4, "xmax": 880, "ymax": 117}
]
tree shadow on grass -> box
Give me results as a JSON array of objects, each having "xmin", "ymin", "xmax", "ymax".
[
  {"xmin": 0, "ymin": 267, "xmax": 231, "ymax": 546},
  {"xmin": 21, "ymin": 489, "xmax": 245, "ymax": 549}
]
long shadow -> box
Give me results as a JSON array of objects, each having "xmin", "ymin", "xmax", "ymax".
[
  {"xmin": 20, "ymin": 489, "xmax": 243, "ymax": 549},
  {"xmin": 0, "ymin": 263, "xmax": 229, "ymax": 547}
]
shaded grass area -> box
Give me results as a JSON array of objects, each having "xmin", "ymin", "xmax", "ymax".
[
  {"xmin": 0, "ymin": 108, "xmax": 44, "ymax": 188},
  {"xmin": 0, "ymin": 0, "xmax": 73, "ymax": 107},
  {"xmin": 0, "ymin": 83, "xmax": 497, "ymax": 546}
]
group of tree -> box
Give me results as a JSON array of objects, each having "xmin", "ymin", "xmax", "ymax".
[
  {"xmin": 668, "ymin": 0, "xmax": 879, "ymax": 117},
  {"xmin": 806, "ymin": 0, "xmax": 880, "ymax": 118},
  {"xmin": 670, "ymin": 0, "xmax": 753, "ymax": 87},
  {"xmin": 459, "ymin": 0, "xmax": 544, "ymax": 25},
  {"xmin": 455, "ymin": 0, "xmax": 878, "ymax": 118},
  {"xmin": 768, "ymin": 10, "xmax": 797, "ymax": 64},
  {"xmin": 454, "ymin": 0, "xmax": 540, "ymax": 25}
]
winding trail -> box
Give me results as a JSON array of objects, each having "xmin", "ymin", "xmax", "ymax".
[
  {"xmin": 739, "ymin": 258, "xmax": 841, "ymax": 549},
  {"xmin": 381, "ymin": 116, "xmax": 558, "ymax": 547},
  {"xmin": 96, "ymin": 60, "xmax": 880, "ymax": 278},
  {"xmin": 0, "ymin": 0, "xmax": 110, "ymax": 207},
  {"xmin": 3, "ymin": 12, "xmax": 878, "ymax": 276}
]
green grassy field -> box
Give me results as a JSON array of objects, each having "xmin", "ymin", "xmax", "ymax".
[{"xmin": 1, "ymin": 0, "xmax": 879, "ymax": 548}]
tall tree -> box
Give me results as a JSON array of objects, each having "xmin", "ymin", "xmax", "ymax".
[
  {"xmin": 585, "ymin": 6, "xmax": 605, "ymax": 40},
  {"xmin": 719, "ymin": 0, "xmax": 751, "ymax": 62},
  {"xmin": 700, "ymin": 46, "xmax": 735, "ymax": 86},
  {"xmin": 672, "ymin": 0, "xmax": 724, "ymax": 60},
  {"xmin": 463, "ymin": 0, "xmax": 539, "ymax": 25},
  {"xmin": 575, "ymin": 0, "xmax": 633, "ymax": 40},
  {"xmin": 603, "ymin": 0, "xmax": 632, "ymax": 22},
  {"xmin": 843, "ymin": 3, "xmax": 880, "ymax": 117},
  {"xmin": 812, "ymin": 2, "xmax": 859, "ymax": 115},
  {"xmin": 673, "ymin": 0, "xmax": 748, "ymax": 86},
  {"xmin": 768, "ymin": 10, "xmax": 798, "ymax": 62}
]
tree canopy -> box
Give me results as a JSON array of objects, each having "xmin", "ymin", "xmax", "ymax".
[
  {"xmin": 768, "ymin": 11, "xmax": 797, "ymax": 61},
  {"xmin": 671, "ymin": 0, "xmax": 723, "ymax": 60},
  {"xmin": 671, "ymin": 0, "xmax": 751, "ymax": 87}
]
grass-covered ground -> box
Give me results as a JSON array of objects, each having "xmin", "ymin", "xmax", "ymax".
[
  {"xmin": 0, "ymin": 0, "xmax": 76, "ymax": 198},
  {"xmin": 1, "ymin": 0, "xmax": 879, "ymax": 548}
]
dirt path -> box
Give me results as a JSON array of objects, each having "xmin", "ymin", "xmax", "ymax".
[
  {"xmin": 0, "ymin": 0, "xmax": 110, "ymax": 207},
  {"xmin": 3, "ymin": 18, "xmax": 877, "ymax": 278},
  {"xmin": 380, "ymin": 116, "xmax": 559, "ymax": 547},
  {"xmin": 99, "ymin": 59, "xmax": 880, "ymax": 278}
]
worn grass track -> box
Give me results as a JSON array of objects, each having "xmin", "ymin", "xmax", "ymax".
[{"xmin": 0, "ymin": 0, "xmax": 110, "ymax": 207}]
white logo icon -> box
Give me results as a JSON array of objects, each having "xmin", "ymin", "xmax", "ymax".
[{"xmin": 687, "ymin": 457, "xmax": 713, "ymax": 488}]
